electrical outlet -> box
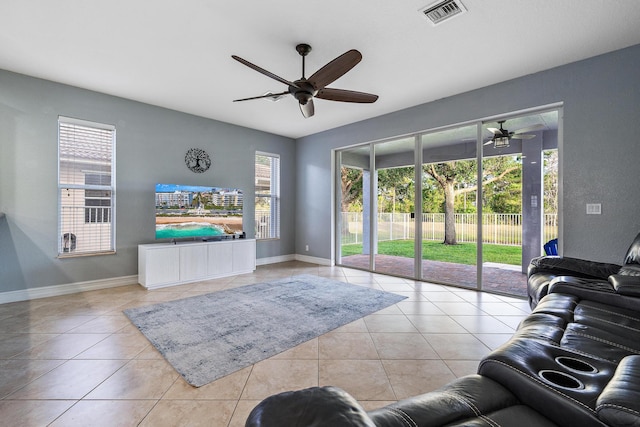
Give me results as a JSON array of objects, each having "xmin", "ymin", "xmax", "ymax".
[
  {"xmin": 586, "ymin": 203, "xmax": 601, "ymax": 215},
  {"xmin": 305, "ymin": 245, "xmax": 309, "ymax": 251}
]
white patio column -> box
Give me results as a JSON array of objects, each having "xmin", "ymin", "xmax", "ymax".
[
  {"xmin": 362, "ymin": 169, "xmax": 378, "ymax": 256},
  {"xmin": 521, "ymin": 132, "xmax": 544, "ymax": 272}
]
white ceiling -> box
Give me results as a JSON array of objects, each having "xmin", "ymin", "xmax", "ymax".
[{"xmin": 2, "ymin": 1, "xmax": 640, "ymax": 139}]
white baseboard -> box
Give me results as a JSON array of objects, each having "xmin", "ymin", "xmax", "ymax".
[
  {"xmin": 257, "ymin": 254, "xmax": 333, "ymax": 266},
  {"xmin": 0, "ymin": 275, "xmax": 139, "ymax": 304},
  {"xmin": 256, "ymin": 254, "xmax": 297, "ymax": 266},
  {"xmin": 295, "ymin": 254, "xmax": 333, "ymax": 266},
  {"xmin": 1, "ymin": 253, "xmax": 334, "ymax": 304}
]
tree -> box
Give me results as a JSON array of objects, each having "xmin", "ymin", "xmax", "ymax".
[
  {"xmin": 377, "ymin": 167, "xmax": 414, "ymax": 213},
  {"xmin": 424, "ymin": 161, "xmax": 475, "ymax": 245},
  {"xmin": 422, "ymin": 177, "xmax": 446, "ymax": 213},
  {"xmin": 424, "ymin": 156, "xmax": 520, "ymax": 245},
  {"xmin": 484, "ymin": 162, "xmax": 522, "ymax": 213},
  {"xmin": 543, "ymin": 150, "xmax": 558, "ymax": 214},
  {"xmin": 340, "ymin": 156, "xmax": 523, "ymax": 246},
  {"xmin": 341, "ymin": 167, "xmax": 363, "ymax": 213}
]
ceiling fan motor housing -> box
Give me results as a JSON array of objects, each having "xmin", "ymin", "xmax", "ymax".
[{"xmin": 290, "ymin": 80, "xmax": 316, "ymax": 105}]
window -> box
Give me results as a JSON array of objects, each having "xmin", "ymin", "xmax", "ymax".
[
  {"xmin": 84, "ymin": 173, "xmax": 112, "ymax": 223},
  {"xmin": 255, "ymin": 152, "xmax": 280, "ymax": 239},
  {"xmin": 58, "ymin": 117, "xmax": 115, "ymax": 256}
]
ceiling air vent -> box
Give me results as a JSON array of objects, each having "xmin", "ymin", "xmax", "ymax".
[{"xmin": 419, "ymin": 0, "xmax": 466, "ymax": 25}]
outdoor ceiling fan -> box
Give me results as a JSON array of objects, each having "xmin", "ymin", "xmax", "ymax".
[
  {"xmin": 231, "ymin": 43, "xmax": 378, "ymax": 118},
  {"xmin": 484, "ymin": 120, "xmax": 545, "ymax": 148}
]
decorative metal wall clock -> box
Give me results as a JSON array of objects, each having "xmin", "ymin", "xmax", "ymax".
[{"xmin": 185, "ymin": 148, "xmax": 211, "ymax": 173}]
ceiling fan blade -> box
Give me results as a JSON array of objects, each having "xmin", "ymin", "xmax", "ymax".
[
  {"xmin": 316, "ymin": 88, "xmax": 378, "ymax": 103},
  {"xmin": 232, "ymin": 55, "xmax": 299, "ymax": 89},
  {"xmin": 515, "ymin": 123, "xmax": 545, "ymax": 133},
  {"xmin": 487, "ymin": 127, "xmax": 501, "ymax": 135},
  {"xmin": 308, "ymin": 49, "xmax": 362, "ymax": 90},
  {"xmin": 299, "ymin": 98, "xmax": 315, "ymax": 118},
  {"xmin": 233, "ymin": 91, "xmax": 289, "ymax": 102},
  {"xmin": 511, "ymin": 134, "xmax": 536, "ymax": 139}
]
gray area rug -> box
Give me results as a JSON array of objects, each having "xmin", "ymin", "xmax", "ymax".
[{"xmin": 124, "ymin": 274, "xmax": 406, "ymax": 387}]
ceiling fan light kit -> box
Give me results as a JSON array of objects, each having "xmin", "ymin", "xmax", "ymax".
[
  {"xmin": 485, "ymin": 120, "xmax": 544, "ymax": 149},
  {"xmin": 232, "ymin": 43, "xmax": 378, "ymax": 118},
  {"xmin": 493, "ymin": 136, "xmax": 510, "ymax": 148}
]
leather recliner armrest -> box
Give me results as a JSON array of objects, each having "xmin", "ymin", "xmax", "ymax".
[
  {"xmin": 608, "ymin": 274, "xmax": 640, "ymax": 297},
  {"xmin": 528, "ymin": 256, "xmax": 621, "ymax": 279},
  {"xmin": 245, "ymin": 386, "xmax": 376, "ymax": 427},
  {"xmin": 367, "ymin": 375, "xmax": 558, "ymax": 427},
  {"xmin": 596, "ymin": 355, "xmax": 640, "ymax": 427}
]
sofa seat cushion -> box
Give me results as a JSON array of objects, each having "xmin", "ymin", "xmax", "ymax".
[
  {"xmin": 573, "ymin": 299, "xmax": 640, "ymax": 335},
  {"xmin": 560, "ymin": 323, "xmax": 639, "ymax": 363},
  {"xmin": 527, "ymin": 294, "xmax": 640, "ymax": 363}
]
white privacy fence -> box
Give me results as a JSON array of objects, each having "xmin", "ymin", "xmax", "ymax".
[{"xmin": 340, "ymin": 212, "xmax": 558, "ymax": 246}]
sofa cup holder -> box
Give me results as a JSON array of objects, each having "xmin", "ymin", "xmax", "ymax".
[
  {"xmin": 538, "ymin": 370, "xmax": 585, "ymax": 390},
  {"xmin": 555, "ymin": 356, "xmax": 598, "ymax": 374}
]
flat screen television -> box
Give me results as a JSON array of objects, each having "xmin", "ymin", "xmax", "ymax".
[{"xmin": 155, "ymin": 184, "xmax": 243, "ymax": 240}]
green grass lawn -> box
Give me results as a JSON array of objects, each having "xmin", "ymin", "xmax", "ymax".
[{"xmin": 341, "ymin": 240, "xmax": 522, "ymax": 265}]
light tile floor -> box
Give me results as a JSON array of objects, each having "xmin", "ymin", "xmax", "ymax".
[{"xmin": 0, "ymin": 261, "xmax": 531, "ymax": 426}]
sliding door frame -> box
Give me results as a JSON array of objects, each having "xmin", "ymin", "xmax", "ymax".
[{"xmin": 333, "ymin": 102, "xmax": 563, "ymax": 296}]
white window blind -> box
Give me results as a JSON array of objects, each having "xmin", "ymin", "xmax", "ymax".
[
  {"xmin": 255, "ymin": 152, "xmax": 280, "ymax": 239},
  {"xmin": 58, "ymin": 117, "xmax": 116, "ymax": 256}
]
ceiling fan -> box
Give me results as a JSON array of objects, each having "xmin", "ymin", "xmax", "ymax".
[
  {"xmin": 231, "ymin": 43, "xmax": 378, "ymax": 118},
  {"xmin": 484, "ymin": 120, "xmax": 545, "ymax": 148}
]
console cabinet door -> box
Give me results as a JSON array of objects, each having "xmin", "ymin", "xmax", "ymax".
[
  {"xmin": 208, "ymin": 242, "xmax": 233, "ymax": 276},
  {"xmin": 232, "ymin": 239, "xmax": 256, "ymax": 272},
  {"xmin": 179, "ymin": 244, "xmax": 208, "ymax": 281},
  {"xmin": 143, "ymin": 247, "xmax": 180, "ymax": 286}
]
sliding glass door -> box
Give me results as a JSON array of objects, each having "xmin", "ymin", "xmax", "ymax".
[
  {"xmin": 335, "ymin": 107, "xmax": 560, "ymax": 297},
  {"xmin": 337, "ymin": 145, "xmax": 369, "ymax": 271},
  {"xmin": 336, "ymin": 137, "xmax": 417, "ymax": 276},
  {"xmin": 373, "ymin": 137, "xmax": 416, "ymax": 277},
  {"xmin": 420, "ymin": 124, "xmax": 478, "ymax": 288},
  {"xmin": 480, "ymin": 111, "xmax": 559, "ymax": 296}
]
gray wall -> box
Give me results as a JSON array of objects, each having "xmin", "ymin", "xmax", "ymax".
[
  {"xmin": 0, "ymin": 71, "xmax": 295, "ymax": 292},
  {"xmin": 2, "ymin": 43, "xmax": 640, "ymax": 294},
  {"xmin": 296, "ymin": 44, "xmax": 640, "ymax": 264}
]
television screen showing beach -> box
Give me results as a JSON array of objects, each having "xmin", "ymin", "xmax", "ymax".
[{"xmin": 155, "ymin": 184, "xmax": 243, "ymax": 240}]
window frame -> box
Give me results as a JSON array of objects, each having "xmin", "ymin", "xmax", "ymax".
[
  {"xmin": 57, "ymin": 116, "xmax": 116, "ymax": 257},
  {"xmin": 255, "ymin": 151, "xmax": 280, "ymax": 240}
]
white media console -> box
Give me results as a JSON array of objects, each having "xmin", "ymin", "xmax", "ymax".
[{"xmin": 138, "ymin": 239, "xmax": 256, "ymax": 289}]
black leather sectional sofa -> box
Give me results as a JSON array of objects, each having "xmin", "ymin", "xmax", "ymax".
[
  {"xmin": 245, "ymin": 236, "xmax": 640, "ymax": 427},
  {"xmin": 527, "ymin": 232, "xmax": 640, "ymax": 310}
]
